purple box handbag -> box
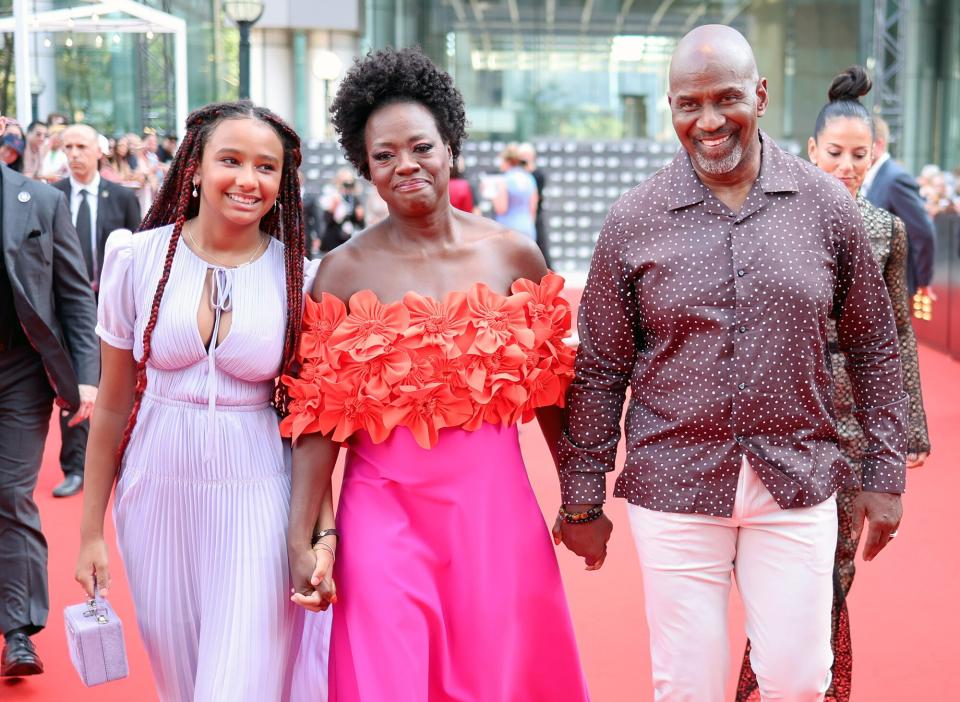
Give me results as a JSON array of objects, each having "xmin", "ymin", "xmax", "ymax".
[{"xmin": 63, "ymin": 587, "xmax": 129, "ymax": 686}]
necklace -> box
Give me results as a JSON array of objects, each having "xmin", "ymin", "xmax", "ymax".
[{"xmin": 184, "ymin": 224, "xmax": 268, "ymax": 269}]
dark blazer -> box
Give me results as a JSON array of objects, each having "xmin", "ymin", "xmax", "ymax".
[
  {"xmin": 866, "ymin": 157, "xmax": 936, "ymax": 292},
  {"xmin": 1, "ymin": 164, "xmax": 99, "ymax": 410},
  {"xmin": 53, "ymin": 176, "xmax": 141, "ymax": 287}
]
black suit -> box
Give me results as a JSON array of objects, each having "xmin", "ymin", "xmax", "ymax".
[
  {"xmin": 865, "ymin": 157, "xmax": 937, "ymax": 293},
  {"xmin": 0, "ymin": 164, "xmax": 98, "ymax": 636},
  {"xmin": 52, "ymin": 176, "xmax": 140, "ymax": 476}
]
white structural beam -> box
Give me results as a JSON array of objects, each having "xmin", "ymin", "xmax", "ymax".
[
  {"xmin": 13, "ymin": 0, "xmax": 31, "ymax": 122},
  {"xmin": 1, "ymin": 0, "xmax": 188, "ymax": 131}
]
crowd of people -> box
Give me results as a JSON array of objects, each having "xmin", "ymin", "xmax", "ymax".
[
  {"xmin": 2, "ymin": 116, "xmax": 175, "ymax": 214},
  {"xmin": 0, "ymin": 22, "xmax": 941, "ymax": 702}
]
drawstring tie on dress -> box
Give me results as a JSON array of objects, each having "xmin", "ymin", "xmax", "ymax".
[{"xmin": 204, "ymin": 267, "xmax": 233, "ymax": 464}]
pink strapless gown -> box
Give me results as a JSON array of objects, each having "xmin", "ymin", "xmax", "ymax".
[{"xmin": 329, "ymin": 423, "xmax": 590, "ymax": 701}]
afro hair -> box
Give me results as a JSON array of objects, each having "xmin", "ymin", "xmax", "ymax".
[{"xmin": 329, "ymin": 47, "xmax": 467, "ymax": 179}]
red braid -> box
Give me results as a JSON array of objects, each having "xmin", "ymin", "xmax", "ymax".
[{"xmin": 114, "ymin": 101, "xmax": 307, "ymax": 470}]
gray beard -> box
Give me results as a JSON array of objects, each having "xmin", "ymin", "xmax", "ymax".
[{"xmin": 693, "ymin": 140, "xmax": 744, "ymax": 175}]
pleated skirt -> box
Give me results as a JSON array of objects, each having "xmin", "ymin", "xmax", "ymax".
[
  {"xmin": 114, "ymin": 392, "xmax": 323, "ymax": 701},
  {"xmin": 329, "ymin": 423, "xmax": 590, "ymax": 702}
]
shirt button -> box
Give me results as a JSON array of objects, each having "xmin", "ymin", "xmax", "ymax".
[
  {"xmin": 737, "ymin": 269, "xmax": 746, "ymax": 277},
  {"xmin": 738, "ymin": 326, "xmax": 747, "ymax": 333},
  {"xmin": 738, "ymin": 382, "xmax": 746, "ymax": 390}
]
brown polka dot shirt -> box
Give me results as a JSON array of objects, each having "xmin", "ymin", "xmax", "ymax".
[{"xmin": 559, "ymin": 133, "xmax": 909, "ymax": 517}]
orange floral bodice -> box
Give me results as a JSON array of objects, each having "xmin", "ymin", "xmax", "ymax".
[{"xmin": 279, "ymin": 274, "xmax": 576, "ymax": 449}]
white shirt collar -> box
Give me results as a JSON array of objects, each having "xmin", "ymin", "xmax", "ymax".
[
  {"xmin": 862, "ymin": 152, "xmax": 890, "ymax": 195},
  {"xmin": 70, "ymin": 171, "xmax": 101, "ymax": 196}
]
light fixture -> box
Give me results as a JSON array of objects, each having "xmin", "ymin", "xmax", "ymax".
[
  {"xmin": 146, "ymin": 30, "xmax": 154, "ymax": 40},
  {"xmin": 222, "ymin": 1, "xmax": 265, "ymax": 100},
  {"xmin": 112, "ymin": 33, "xmax": 121, "ymax": 45},
  {"xmin": 65, "ymin": 36, "xmax": 74, "ymax": 47},
  {"xmin": 95, "ymin": 34, "xmax": 103, "ymax": 48},
  {"xmin": 43, "ymin": 37, "xmax": 52, "ymax": 48},
  {"xmin": 222, "ymin": 0, "xmax": 265, "ymax": 24},
  {"xmin": 312, "ymin": 49, "xmax": 342, "ymax": 81}
]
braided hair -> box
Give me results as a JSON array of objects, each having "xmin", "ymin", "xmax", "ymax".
[{"xmin": 116, "ymin": 101, "xmax": 305, "ymax": 465}]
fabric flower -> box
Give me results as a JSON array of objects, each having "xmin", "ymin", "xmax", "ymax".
[
  {"xmin": 462, "ymin": 343, "xmax": 527, "ymax": 402},
  {"xmin": 464, "ymin": 283, "xmax": 534, "ymax": 354},
  {"xmin": 299, "ymin": 292, "xmax": 347, "ymax": 362},
  {"xmin": 279, "ymin": 376, "xmax": 326, "ymax": 441},
  {"xmin": 330, "ymin": 290, "xmax": 410, "ymax": 361},
  {"xmin": 519, "ymin": 367, "xmax": 563, "ymax": 422},
  {"xmin": 401, "ymin": 291, "xmax": 468, "ymax": 355},
  {"xmin": 511, "ymin": 273, "xmax": 570, "ymax": 346},
  {"xmin": 383, "ymin": 383, "xmax": 474, "ymax": 449},
  {"xmin": 339, "ymin": 344, "xmax": 412, "ymax": 400},
  {"xmin": 315, "ymin": 378, "xmax": 391, "ymax": 444}
]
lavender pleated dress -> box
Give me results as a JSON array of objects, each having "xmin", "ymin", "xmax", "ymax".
[{"xmin": 96, "ymin": 225, "xmax": 331, "ymax": 701}]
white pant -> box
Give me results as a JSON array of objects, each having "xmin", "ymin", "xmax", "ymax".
[{"xmin": 628, "ymin": 457, "xmax": 837, "ymax": 702}]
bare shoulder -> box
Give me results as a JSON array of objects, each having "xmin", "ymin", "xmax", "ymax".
[
  {"xmin": 497, "ymin": 226, "xmax": 549, "ymax": 283},
  {"xmin": 310, "ymin": 248, "xmax": 360, "ymax": 301},
  {"xmin": 310, "ymin": 225, "xmax": 387, "ymax": 300}
]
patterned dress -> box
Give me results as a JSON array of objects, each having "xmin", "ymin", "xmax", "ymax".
[{"xmin": 736, "ymin": 195, "xmax": 931, "ymax": 702}]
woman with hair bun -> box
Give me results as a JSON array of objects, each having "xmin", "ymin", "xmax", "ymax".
[
  {"xmin": 74, "ymin": 101, "xmax": 326, "ymax": 700},
  {"xmin": 736, "ymin": 65, "xmax": 930, "ymax": 702},
  {"xmin": 283, "ymin": 47, "xmax": 590, "ymax": 701}
]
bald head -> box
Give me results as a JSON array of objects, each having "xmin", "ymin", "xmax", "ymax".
[
  {"xmin": 667, "ymin": 25, "xmax": 767, "ymax": 183},
  {"xmin": 62, "ymin": 123, "xmax": 102, "ymax": 184},
  {"xmin": 669, "ymin": 25, "xmax": 758, "ymax": 91}
]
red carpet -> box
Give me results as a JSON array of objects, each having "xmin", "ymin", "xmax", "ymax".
[{"xmin": 3, "ymin": 343, "xmax": 958, "ymax": 701}]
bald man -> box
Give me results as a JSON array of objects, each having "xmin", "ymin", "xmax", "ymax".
[
  {"xmin": 51, "ymin": 125, "xmax": 140, "ymax": 497},
  {"xmin": 557, "ymin": 25, "xmax": 907, "ymax": 701}
]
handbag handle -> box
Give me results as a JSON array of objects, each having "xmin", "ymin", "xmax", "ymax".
[{"xmin": 86, "ymin": 577, "xmax": 109, "ymax": 624}]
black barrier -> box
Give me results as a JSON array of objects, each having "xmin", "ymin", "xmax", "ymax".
[{"xmin": 914, "ymin": 211, "xmax": 960, "ymax": 361}]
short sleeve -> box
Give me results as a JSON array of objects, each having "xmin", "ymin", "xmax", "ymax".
[
  {"xmin": 304, "ymin": 256, "xmax": 321, "ymax": 294},
  {"xmin": 95, "ymin": 229, "xmax": 136, "ymax": 350}
]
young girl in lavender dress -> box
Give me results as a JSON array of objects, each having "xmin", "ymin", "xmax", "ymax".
[{"xmin": 75, "ymin": 101, "xmax": 330, "ymax": 701}]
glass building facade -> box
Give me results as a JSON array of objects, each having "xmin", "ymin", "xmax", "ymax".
[
  {"xmin": 363, "ymin": 0, "xmax": 960, "ymax": 172},
  {"xmin": 33, "ymin": 0, "xmax": 231, "ymax": 136}
]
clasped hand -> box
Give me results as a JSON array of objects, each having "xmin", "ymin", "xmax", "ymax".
[
  {"xmin": 552, "ymin": 507, "xmax": 613, "ymax": 571},
  {"xmin": 289, "ymin": 545, "xmax": 337, "ymax": 612}
]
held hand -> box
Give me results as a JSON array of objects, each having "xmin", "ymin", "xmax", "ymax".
[
  {"xmin": 906, "ymin": 451, "xmax": 929, "ymax": 469},
  {"xmin": 75, "ymin": 537, "xmax": 111, "ymax": 598},
  {"xmin": 65, "ymin": 384, "xmax": 98, "ymax": 427},
  {"xmin": 916, "ymin": 286, "xmax": 937, "ymax": 302},
  {"xmin": 289, "ymin": 546, "xmax": 336, "ymax": 612},
  {"xmin": 851, "ymin": 492, "xmax": 902, "ymax": 562},
  {"xmin": 557, "ymin": 512, "xmax": 613, "ymax": 571}
]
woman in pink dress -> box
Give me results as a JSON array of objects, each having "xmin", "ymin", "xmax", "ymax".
[{"xmin": 283, "ymin": 48, "xmax": 591, "ymax": 701}]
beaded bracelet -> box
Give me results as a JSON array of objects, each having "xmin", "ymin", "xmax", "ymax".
[{"xmin": 558, "ymin": 504, "xmax": 604, "ymax": 525}]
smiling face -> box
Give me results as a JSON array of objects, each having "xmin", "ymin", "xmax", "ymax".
[
  {"xmin": 194, "ymin": 117, "xmax": 284, "ymax": 231},
  {"xmin": 668, "ymin": 28, "xmax": 767, "ymax": 182},
  {"xmin": 364, "ymin": 101, "xmax": 452, "ymax": 218},
  {"xmin": 808, "ymin": 116, "xmax": 873, "ymax": 199}
]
